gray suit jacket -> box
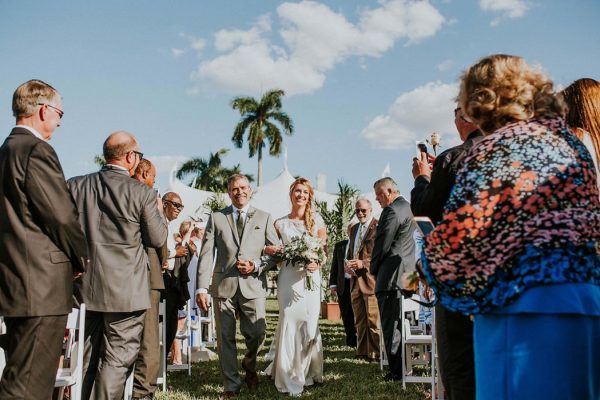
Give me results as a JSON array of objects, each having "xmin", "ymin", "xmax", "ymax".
[
  {"xmin": 197, "ymin": 205, "xmax": 278, "ymax": 299},
  {"xmin": 0, "ymin": 127, "xmax": 88, "ymax": 317},
  {"xmin": 68, "ymin": 165, "xmax": 167, "ymax": 312},
  {"xmin": 370, "ymin": 196, "xmax": 416, "ymax": 294}
]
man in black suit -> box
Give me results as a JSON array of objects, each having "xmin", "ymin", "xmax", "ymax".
[
  {"xmin": 370, "ymin": 177, "xmax": 416, "ymax": 382},
  {"xmin": 0, "ymin": 80, "xmax": 89, "ymax": 399},
  {"xmin": 68, "ymin": 131, "xmax": 167, "ymax": 400},
  {"xmin": 410, "ymin": 107, "xmax": 482, "ymax": 400},
  {"xmin": 132, "ymin": 159, "xmax": 168, "ymax": 400},
  {"xmin": 329, "ymin": 231, "xmax": 357, "ymax": 348}
]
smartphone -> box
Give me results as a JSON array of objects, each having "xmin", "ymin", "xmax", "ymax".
[
  {"xmin": 414, "ymin": 216, "xmax": 435, "ymax": 236},
  {"xmin": 416, "ymin": 141, "xmax": 428, "ymax": 158}
]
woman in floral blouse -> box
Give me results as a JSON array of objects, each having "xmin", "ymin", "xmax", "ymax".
[{"xmin": 422, "ymin": 54, "xmax": 599, "ymax": 400}]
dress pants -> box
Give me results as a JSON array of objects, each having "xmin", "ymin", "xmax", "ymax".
[
  {"xmin": 133, "ymin": 290, "xmax": 162, "ymax": 398},
  {"xmin": 81, "ymin": 310, "xmax": 146, "ymax": 400},
  {"xmin": 164, "ymin": 292, "xmax": 180, "ymax": 360},
  {"xmin": 337, "ymin": 278, "xmax": 357, "ymax": 347},
  {"xmin": 435, "ymin": 304, "xmax": 475, "ymax": 400},
  {"xmin": 351, "ymin": 283, "xmax": 380, "ymax": 359},
  {"xmin": 376, "ymin": 290, "xmax": 403, "ymax": 376},
  {"xmin": 214, "ymin": 290, "xmax": 266, "ymax": 392},
  {"xmin": 0, "ymin": 315, "xmax": 67, "ymax": 400}
]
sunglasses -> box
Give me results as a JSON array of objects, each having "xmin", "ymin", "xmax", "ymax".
[
  {"xmin": 164, "ymin": 199, "xmax": 184, "ymax": 211},
  {"xmin": 355, "ymin": 208, "xmax": 369, "ymax": 214},
  {"xmin": 131, "ymin": 150, "xmax": 144, "ymax": 159}
]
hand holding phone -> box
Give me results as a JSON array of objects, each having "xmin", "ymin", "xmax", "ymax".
[{"xmin": 414, "ymin": 216, "xmax": 435, "ymax": 236}]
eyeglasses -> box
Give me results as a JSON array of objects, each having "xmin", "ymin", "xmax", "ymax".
[
  {"xmin": 131, "ymin": 150, "xmax": 144, "ymax": 159},
  {"xmin": 164, "ymin": 199, "xmax": 184, "ymax": 211},
  {"xmin": 355, "ymin": 208, "xmax": 369, "ymax": 214},
  {"xmin": 38, "ymin": 103, "xmax": 64, "ymax": 119}
]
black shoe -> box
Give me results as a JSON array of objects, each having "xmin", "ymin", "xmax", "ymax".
[{"xmin": 383, "ymin": 372, "xmax": 402, "ymax": 382}]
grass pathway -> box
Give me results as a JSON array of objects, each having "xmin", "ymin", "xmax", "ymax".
[{"xmin": 156, "ymin": 298, "xmax": 428, "ymax": 399}]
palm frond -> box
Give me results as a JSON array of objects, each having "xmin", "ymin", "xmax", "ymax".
[{"xmin": 266, "ymin": 111, "xmax": 294, "ymax": 134}]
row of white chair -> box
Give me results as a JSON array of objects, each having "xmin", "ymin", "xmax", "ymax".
[{"xmin": 378, "ymin": 295, "xmax": 444, "ymax": 400}]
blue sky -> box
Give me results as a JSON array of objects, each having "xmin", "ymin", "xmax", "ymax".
[{"xmin": 1, "ymin": 0, "xmax": 599, "ymax": 197}]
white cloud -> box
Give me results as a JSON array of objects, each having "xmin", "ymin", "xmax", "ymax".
[
  {"xmin": 480, "ymin": 0, "xmax": 528, "ymax": 19},
  {"xmin": 361, "ymin": 81, "xmax": 460, "ymax": 150},
  {"xmin": 436, "ymin": 59, "xmax": 454, "ymax": 71},
  {"xmin": 193, "ymin": 0, "xmax": 445, "ymax": 95},
  {"xmin": 190, "ymin": 37, "xmax": 207, "ymax": 52},
  {"xmin": 171, "ymin": 48, "xmax": 185, "ymax": 57}
]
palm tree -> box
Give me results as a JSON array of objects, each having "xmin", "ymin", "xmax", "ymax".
[
  {"xmin": 231, "ymin": 89, "xmax": 294, "ymax": 186},
  {"xmin": 175, "ymin": 148, "xmax": 253, "ymax": 192}
]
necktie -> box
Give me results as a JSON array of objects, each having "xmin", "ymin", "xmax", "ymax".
[
  {"xmin": 354, "ymin": 224, "xmax": 364, "ymax": 257},
  {"xmin": 236, "ymin": 210, "xmax": 245, "ymax": 239}
]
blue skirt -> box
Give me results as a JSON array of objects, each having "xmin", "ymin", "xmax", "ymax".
[{"xmin": 474, "ymin": 313, "xmax": 600, "ymax": 400}]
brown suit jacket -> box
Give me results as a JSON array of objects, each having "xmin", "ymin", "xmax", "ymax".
[
  {"xmin": 347, "ymin": 218, "xmax": 378, "ymax": 296},
  {"xmin": 0, "ymin": 127, "xmax": 88, "ymax": 317},
  {"xmin": 147, "ymin": 243, "xmax": 167, "ymax": 290}
]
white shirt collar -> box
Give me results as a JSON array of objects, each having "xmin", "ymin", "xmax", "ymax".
[
  {"xmin": 359, "ymin": 217, "xmax": 373, "ymax": 229},
  {"xmin": 105, "ymin": 163, "xmax": 129, "ymax": 172},
  {"xmin": 15, "ymin": 125, "xmax": 45, "ymax": 141},
  {"xmin": 234, "ymin": 204, "xmax": 250, "ymax": 214}
]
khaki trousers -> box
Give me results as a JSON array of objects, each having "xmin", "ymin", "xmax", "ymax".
[{"xmin": 351, "ymin": 283, "xmax": 380, "ymax": 359}]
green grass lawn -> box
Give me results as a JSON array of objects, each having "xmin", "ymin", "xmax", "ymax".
[{"xmin": 156, "ymin": 298, "xmax": 428, "ymax": 399}]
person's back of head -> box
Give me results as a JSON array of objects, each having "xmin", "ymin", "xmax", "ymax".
[
  {"xmin": 133, "ymin": 158, "xmax": 156, "ymax": 188},
  {"xmin": 562, "ymin": 78, "xmax": 600, "ymax": 161},
  {"xmin": 13, "ymin": 79, "xmax": 63, "ymax": 140},
  {"xmin": 103, "ymin": 131, "xmax": 141, "ymax": 175}
]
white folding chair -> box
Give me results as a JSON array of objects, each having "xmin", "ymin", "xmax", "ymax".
[
  {"xmin": 167, "ymin": 300, "xmax": 192, "ymax": 376},
  {"xmin": 157, "ymin": 300, "xmax": 167, "ymax": 392},
  {"xmin": 401, "ymin": 297, "xmax": 443, "ymax": 399},
  {"xmin": 55, "ymin": 304, "xmax": 86, "ymax": 400}
]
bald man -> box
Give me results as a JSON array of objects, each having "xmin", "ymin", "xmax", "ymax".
[{"xmin": 68, "ymin": 132, "xmax": 168, "ymax": 400}]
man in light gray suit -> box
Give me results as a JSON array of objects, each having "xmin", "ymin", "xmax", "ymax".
[
  {"xmin": 68, "ymin": 131, "xmax": 167, "ymax": 400},
  {"xmin": 196, "ymin": 174, "xmax": 278, "ymax": 399}
]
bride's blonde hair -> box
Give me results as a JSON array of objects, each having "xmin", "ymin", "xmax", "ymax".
[{"xmin": 289, "ymin": 177, "xmax": 316, "ymax": 236}]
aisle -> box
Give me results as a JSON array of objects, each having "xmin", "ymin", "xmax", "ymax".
[{"xmin": 157, "ymin": 298, "xmax": 427, "ymax": 400}]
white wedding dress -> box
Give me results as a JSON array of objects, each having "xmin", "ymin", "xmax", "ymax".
[{"xmin": 265, "ymin": 215, "xmax": 324, "ymax": 395}]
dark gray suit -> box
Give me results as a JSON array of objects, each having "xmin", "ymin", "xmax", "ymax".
[
  {"xmin": 68, "ymin": 165, "xmax": 167, "ymax": 400},
  {"xmin": 370, "ymin": 196, "xmax": 416, "ymax": 378},
  {"xmin": 0, "ymin": 127, "xmax": 88, "ymax": 399},
  {"xmin": 132, "ymin": 243, "xmax": 167, "ymax": 398}
]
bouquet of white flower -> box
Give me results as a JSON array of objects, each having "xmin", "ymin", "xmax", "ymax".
[{"xmin": 279, "ymin": 233, "xmax": 326, "ymax": 291}]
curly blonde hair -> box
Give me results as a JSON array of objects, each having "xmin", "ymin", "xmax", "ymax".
[
  {"xmin": 289, "ymin": 177, "xmax": 316, "ymax": 236},
  {"xmin": 458, "ymin": 54, "xmax": 565, "ymax": 134},
  {"xmin": 562, "ymin": 78, "xmax": 600, "ymax": 162}
]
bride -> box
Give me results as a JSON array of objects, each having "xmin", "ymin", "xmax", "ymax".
[{"xmin": 264, "ymin": 177, "xmax": 327, "ymax": 396}]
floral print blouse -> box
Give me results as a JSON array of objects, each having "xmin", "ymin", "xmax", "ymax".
[{"xmin": 422, "ymin": 117, "xmax": 600, "ymax": 314}]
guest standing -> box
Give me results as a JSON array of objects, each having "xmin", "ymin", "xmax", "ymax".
[
  {"xmin": 329, "ymin": 234, "xmax": 357, "ymax": 349},
  {"xmin": 68, "ymin": 131, "xmax": 167, "ymax": 400},
  {"xmin": 410, "ymin": 107, "xmax": 482, "ymax": 400},
  {"xmin": 132, "ymin": 158, "xmax": 168, "ymax": 400},
  {"xmin": 370, "ymin": 177, "xmax": 416, "ymax": 382},
  {"xmin": 562, "ymin": 78, "xmax": 600, "ymax": 190},
  {"xmin": 422, "ymin": 54, "xmax": 600, "ymax": 400},
  {"xmin": 346, "ymin": 199, "xmax": 380, "ymax": 362},
  {"xmin": 0, "ymin": 79, "xmax": 89, "ymax": 399}
]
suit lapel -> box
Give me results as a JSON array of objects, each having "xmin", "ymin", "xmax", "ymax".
[
  {"xmin": 238, "ymin": 206, "xmax": 256, "ymax": 248},
  {"xmin": 348, "ymin": 224, "xmax": 358, "ymax": 259},
  {"xmin": 357, "ymin": 219, "xmax": 377, "ymax": 254},
  {"xmin": 225, "ymin": 206, "xmax": 241, "ymax": 246}
]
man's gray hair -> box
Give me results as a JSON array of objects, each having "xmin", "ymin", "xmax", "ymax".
[
  {"xmin": 355, "ymin": 197, "xmax": 372, "ymax": 208},
  {"xmin": 12, "ymin": 79, "xmax": 60, "ymax": 118},
  {"xmin": 227, "ymin": 174, "xmax": 250, "ymax": 191},
  {"xmin": 373, "ymin": 177, "xmax": 400, "ymax": 193}
]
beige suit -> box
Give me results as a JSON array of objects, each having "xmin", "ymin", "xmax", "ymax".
[
  {"xmin": 197, "ymin": 205, "xmax": 278, "ymax": 392},
  {"xmin": 348, "ymin": 218, "xmax": 380, "ymax": 359}
]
